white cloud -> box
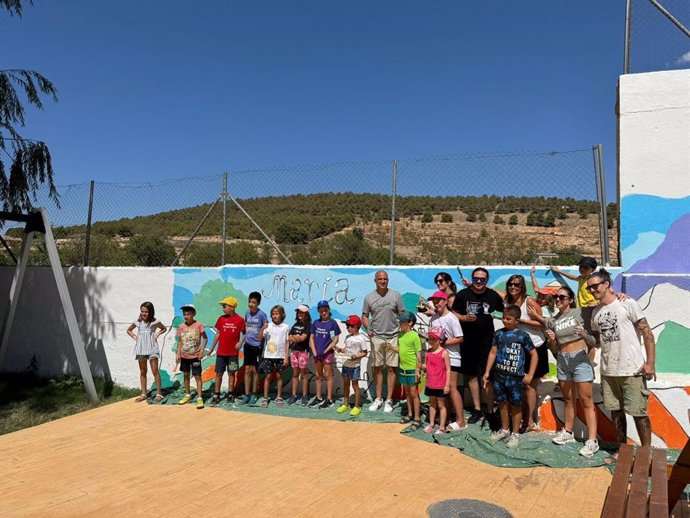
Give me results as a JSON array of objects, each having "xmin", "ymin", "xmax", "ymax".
[{"xmin": 676, "ymin": 51, "xmax": 690, "ymax": 65}]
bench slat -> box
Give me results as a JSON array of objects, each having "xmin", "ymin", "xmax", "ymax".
[
  {"xmin": 649, "ymin": 448, "xmax": 669, "ymax": 518},
  {"xmin": 602, "ymin": 444, "xmax": 635, "ymax": 518},
  {"xmin": 626, "ymin": 445, "xmax": 651, "ymax": 518}
]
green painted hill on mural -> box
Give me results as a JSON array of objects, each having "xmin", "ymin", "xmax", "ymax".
[{"xmin": 656, "ymin": 321, "xmax": 690, "ymax": 374}]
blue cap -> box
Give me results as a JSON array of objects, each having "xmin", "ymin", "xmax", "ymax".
[{"xmin": 316, "ymin": 300, "xmax": 330, "ymax": 308}]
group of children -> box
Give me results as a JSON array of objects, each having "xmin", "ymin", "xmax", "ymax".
[{"xmin": 126, "ymin": 281, "xmax": 565, "ymax": 450}]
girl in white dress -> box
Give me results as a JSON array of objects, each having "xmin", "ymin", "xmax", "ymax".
[{"xmin": 127, "ymin": 302, "xmax": 167, "ymax": 402}]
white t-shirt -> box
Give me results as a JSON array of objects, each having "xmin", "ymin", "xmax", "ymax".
[
  {"xmin": 591, "ymin": 299, "xmax": 646, "ymax": 376},
  {"xmin": 339, "ymin": 333, "xmax": 370, "ymax": 368},
  {"xmin": 430, "ymin": 312, "xmax": 464, "ymax": 367},
  {"xmin": 263, "ymin": 322, "xmax": 289, "ymax": 359}
]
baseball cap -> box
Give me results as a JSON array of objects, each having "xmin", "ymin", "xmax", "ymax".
[
  {"xmin": 427, "ymin": 326, "xmax": 446, "ymax": 341},
  {"xmin": 316, "ymin": 300, "xmax": 330, "ymax": 308},
  {"xmin": 218, "ymin": 296, "xmax": 238, "ymax": 307},
  {"xmin": 295, "ymin": 304, "xmax": 310, "ymax": 313},
  {"xmin": 427, "ymin": 290, "xmax": 448, "ymax": 301},
  {"xmin": 180, "ymin": 304, "xmax": 196, "ymax": 313},
  {"xmin": 397, "ymin": 311, "xmax": 417, "ymax": 325},
  {"xmin": 344, "ymin": 315, "xmax": 362, "ymax": 327},
  {"xmin": 536, "ymin": 286, "xmax": 558, "ymax": 296}
]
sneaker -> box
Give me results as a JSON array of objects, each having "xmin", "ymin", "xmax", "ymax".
[
  {"xmin": 286, "ymin": 395, "xmax": 298, "ymax": 406},
  {"xmin": 507, "ymin": 433, "xmax": 520, "ymax": 448},
  {"xmin": 490, "ymin": 429, "xmax": 511, "ymax": 442},
  {"xmin": 350, "ymin": 406, "xmax": 361, "ymax": 417},
  {"xmin": 336, "ymin": 404, "xmax": 350, "ymax": 414},
  {"xmin": 383, "ymin": 400, "xmax": 394, "ymax": 413},
  {"xmin": 227, "ymin": 395, "xmax": 235, "ymax": 404},
  {"xmin": 423, "ymin": 424, "xmax": 435, "ymax": 434},
  {"xmin": 552, "ymin": 429, "xmax": 576, "ymax": 445},
  {"xmin": 579, "ymin": 439, "xmax": 600, "ymax": 457},
  {"xmin": 240, "ymin": 394, "xmax": 250, "ymax": 404},
  {"xmin": 178, "ymin": 393, "xmax": 191, "ymax": 405},
  {"xmin": 319, "ymin": 399, "xmax": 334, "ymax": 409},
  {"xmin": 196, "ymin": 397, "xmax": 204, "ymax": 409},
  {"xmin": 210, "ymin": 394, "xmax": 221, "ymax": 406},
  {"xmin": 468, "ymin": 410, "xmax": 483, "ymax": 424},
  {"xmin": 308, "ymin": 397, "xmax": 323, "ymax": 408},
  {"xmin": 369, "ymin": 398, "xmax": 384, "ymax": 411},
  {"xmin": 300, "ymin": 396, "xmax": 310, "ymax": 406},
  {"xmin": 248, "ymin": 394, "xmax": 258, "ymax": 405}
]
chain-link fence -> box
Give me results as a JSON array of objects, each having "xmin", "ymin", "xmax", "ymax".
[
  {"xmin": 0, "ymin": 147, "xmax": 617, "ymax": 268},
  {"xmin": 624, "ymin": 0, "xmax": 690, "ymax": 74}
]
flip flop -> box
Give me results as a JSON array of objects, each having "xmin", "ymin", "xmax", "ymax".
[
  {"xmin": 134, "ymin": 394, "xmax": 147, "ymax": 403},
  {"xmin": 447, "ymin": 421, "xmax": 468, "ymax": 432},
  {"xmin": 275, "ymin": 398, "xmax": 284, "ymax": 407},
  {"xmin": 400, "ymin": 416, "xmax": 412, "ymax": 424},
  {"xmin": 261, "ymin": 398, "xmax": 270, "ymax": 408},
  {"xmin": 154, "ymin": 394, "xmax": 164, "ymax": 402}
]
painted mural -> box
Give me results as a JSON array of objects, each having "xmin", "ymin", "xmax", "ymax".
[{"xmin": 167, "ymin": 264, "xmax": 689, "ymax": 448}]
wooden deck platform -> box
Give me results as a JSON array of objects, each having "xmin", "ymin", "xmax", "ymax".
[{"xmin": 0, "ymin": 401, "xmax": 611, "ymax": 517}]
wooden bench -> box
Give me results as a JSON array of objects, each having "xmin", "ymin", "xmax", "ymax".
[{"xmin": 601, "ymin": 433, "xmax": 690, "ymax": 518}]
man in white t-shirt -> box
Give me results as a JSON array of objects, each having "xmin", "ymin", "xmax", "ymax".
[{"xmin": 587, "ymin": 270, "xmax": 656, "ymax": 448}]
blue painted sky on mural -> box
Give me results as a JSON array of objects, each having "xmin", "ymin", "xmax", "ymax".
[{"xmin": 6, "ymin": 1, "xmax": 667, "ymax": 202}]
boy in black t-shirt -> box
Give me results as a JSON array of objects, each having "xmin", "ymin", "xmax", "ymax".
[{"xmin": 287, "ymin": 305, "xmax": 312, "ymax": 406}]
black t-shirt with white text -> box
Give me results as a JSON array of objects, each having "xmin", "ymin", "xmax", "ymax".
[{"xmin": 451, "ymin": 287, "xmax": 504, "ymax": 343}]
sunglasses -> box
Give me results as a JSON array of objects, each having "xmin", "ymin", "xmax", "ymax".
[
  {"xmin": 472, "ymin": 277, "xmax": 488, "ymax": 283},
  {"xmin": 507, "ymin": 282, "xmax": 523, "ymax": 288},
  {"xmin": 435, "ymin": 278, "xmax": 446, "ymax": 284},
  {"xmin": 587, "ymin": 282, "xmax": 605, "ymax": 292},
  {"xmin": 555, "ymin": 295, "xmax": 570, "ymax": 301}
]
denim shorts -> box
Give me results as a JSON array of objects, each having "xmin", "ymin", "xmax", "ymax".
[
  {"xmin": 397, "ymin": 368, "xmax": 416, "ymax": 386},
  {"xmin": 557, "ymin": 349, "xmax": 595, "ymax": 383},
  {"xmin": 341, "ymin": 365, "xmax": 361, "ymax": 381},
  {"xmin": 215, "ymin": 355, "xmax": 239, "ymax": 374}
]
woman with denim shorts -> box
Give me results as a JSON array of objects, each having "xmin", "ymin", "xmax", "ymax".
[{"xmin": 545, "ymin": 286, "xmax": 599, "ymax": 457}]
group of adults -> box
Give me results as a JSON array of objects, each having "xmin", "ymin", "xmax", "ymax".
[{"xmin": 361, "ymin": 261, "xmax": 656, "ymax": 454}]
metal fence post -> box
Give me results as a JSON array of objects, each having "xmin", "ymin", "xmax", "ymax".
[
  {"xmin": 83, "ymin": 180, "xmax": 95, "ymax": 266},
  {"xmin": 592, "ymin": 145, "xmax": 611, "ymax": 266},
  {"xmin": 389, "ymin": 160, "xmax": 398, "ymax": 266},
  {"xmin": 221, "ymin": 172, "xmax": 227, "ymax": 266},
  {"xmin": 624, "ymin": 0, "xmax": 632, "ymax": 74}
]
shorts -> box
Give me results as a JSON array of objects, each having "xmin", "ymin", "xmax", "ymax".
[
  {"xmin": 524, "ymin": 345, "xmax": 550, "ymax": 379},
  {"xmin": 341, "ymin": 365, "xmax": 361, "ymax": 381},
  {"xmin": 370, "ymin": 335, "xmax": 399, "ymax": 368},
  {"xmin": 244, "ymin": 345, "xmax": 262, "ymax": 367},
  {"xmin": 459, "ymin": 338, "xmax": 492, "ymax": 378},
  {"xmin": 215, "ymin": 355, "xmax": 239, "ymax": 374},
  {"xmin": 136, "ymin": 354, "xmax": 159, "ymax": 361},
  {"xmin": 397, "ymin": 368, "xmax": 417, "ymax": 386},
  {"xmin": 493, "ymin": 372, "xmax": 524, "ymax": 406},
  {"xmin": 557, "ymin": 349, "xmax": 595, "ymax": 382},
  {"xmin": 258, "ymin": 358, "xmax": 286, "ymax": 375},
  {"xmin": 424, "ymin": 387, "xmax": 447, "ymax": 398},
  {"xmin": 290, "ymin": 350, "xmax": 309, "ymax": 370},
  {"xmin": 601, "ymin": 375, "xmax": 649, "ymax": 416},
  {"xmin": 180, "ymin": 357, "xmax": 202, "ymax": 377},
  {"xmin": 450, "ymin": 366, "xmax": 462, "ymax": 373},
  {"xmin": 314, "ymin": 351, "xmax": 335, "ymax": 364}
]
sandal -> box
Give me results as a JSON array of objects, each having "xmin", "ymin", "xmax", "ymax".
[
  {"xmin": 423, "ymin": 424, "xmax": 435, "ymax": 434},
  {"xmin": 154, "ymin": 394, "xmax": 164, "ymax": 402},
  {"xmin": 261, "ymin": 398, "xmax": 270, "ymax": 408},
  {"xmin": 400, "ymin": 416, "xmax": 412, "ymax": 424},
  {"xmin": 275, "ymin": 397, "xmax": 284, "ymax": 407},
  {"xmin": 134, "ymin": 394, "xmax": 147, "ymax": 403},
  {"xmin": 410, "ymin": 420, "xmax": 422, "ymax": 431}
]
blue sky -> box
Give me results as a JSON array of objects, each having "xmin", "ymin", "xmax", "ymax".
[{"xmin": 3, "ymin": 1, "xmax": 683, "ymax": 203}]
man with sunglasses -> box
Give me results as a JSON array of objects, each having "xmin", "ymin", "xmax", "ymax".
[
  {"xmin": 451, "ymin": 267, "xmax": 504, "ymax": 424},
  {"xmin": 588, "ymin": 269, "xmax": 656, "ymax": 449}
]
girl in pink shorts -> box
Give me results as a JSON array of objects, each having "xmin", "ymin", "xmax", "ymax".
[{"xmin": 287, "ymin": 305, "xmax": 312, "ymax": 406}]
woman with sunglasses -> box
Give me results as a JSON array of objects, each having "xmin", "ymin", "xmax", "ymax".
[
  {"xmin": 433, "ymin": 272, "xmax": 458, "ymax": 307},
  {"xmin": 545, "ymin": 286, "xmax": 599, "ymax": 457},
  {"xmin": 503, "ymin": 274, "xmax": 548, "ymax": 432}
]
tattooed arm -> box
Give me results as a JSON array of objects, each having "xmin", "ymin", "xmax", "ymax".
[{"xmin": 635, "ymin": 317, "xmax": 656, "ymax": 381}]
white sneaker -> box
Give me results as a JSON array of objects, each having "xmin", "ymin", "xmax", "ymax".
[
  {"xmin": 383, "ymin": 399, "xmax": 394, "ymax": 413},
  {"xmin": 579, "ymin": 439, "xmax": 600, "ymax": 457},
  {"xmin": 368, "ymin": 398, "xmax": 384, "ymax": 411},
  {"xmin": 552, "ymin": 429, "xmax": 576, "ymax": 445},
  {"xmin": 490, "ymin": 428, "xmax": 511, "ymax": 442},
  {"xmin": 506, "ymin": 433, "xmax": 520, "ymax": 448}
]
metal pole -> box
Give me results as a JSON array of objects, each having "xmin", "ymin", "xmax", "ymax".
[
  {"xmin": 389, "ymin": 160, "xmax": 398, "ymax": 266},
  {"xmin": 624, "ymin": 0, "xmax": 632, "ymax": 74},
  {"xmin": 597, "ymin": 144, "xmax": 610, "ymax": 266},
  {"xmin": 83, "ymin": 180, "xmax": 95, "ymax": 266},
  {"xmin": 647, "ymin": 0, "xmax": 690, "ymax": 39},
  {"xmin": 171, "ymin": 195, "xmax": 221, "ymax": 266},
  {"xmin": 221, "ymin": 172, "xmax": 227, "ymax": 266}
]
